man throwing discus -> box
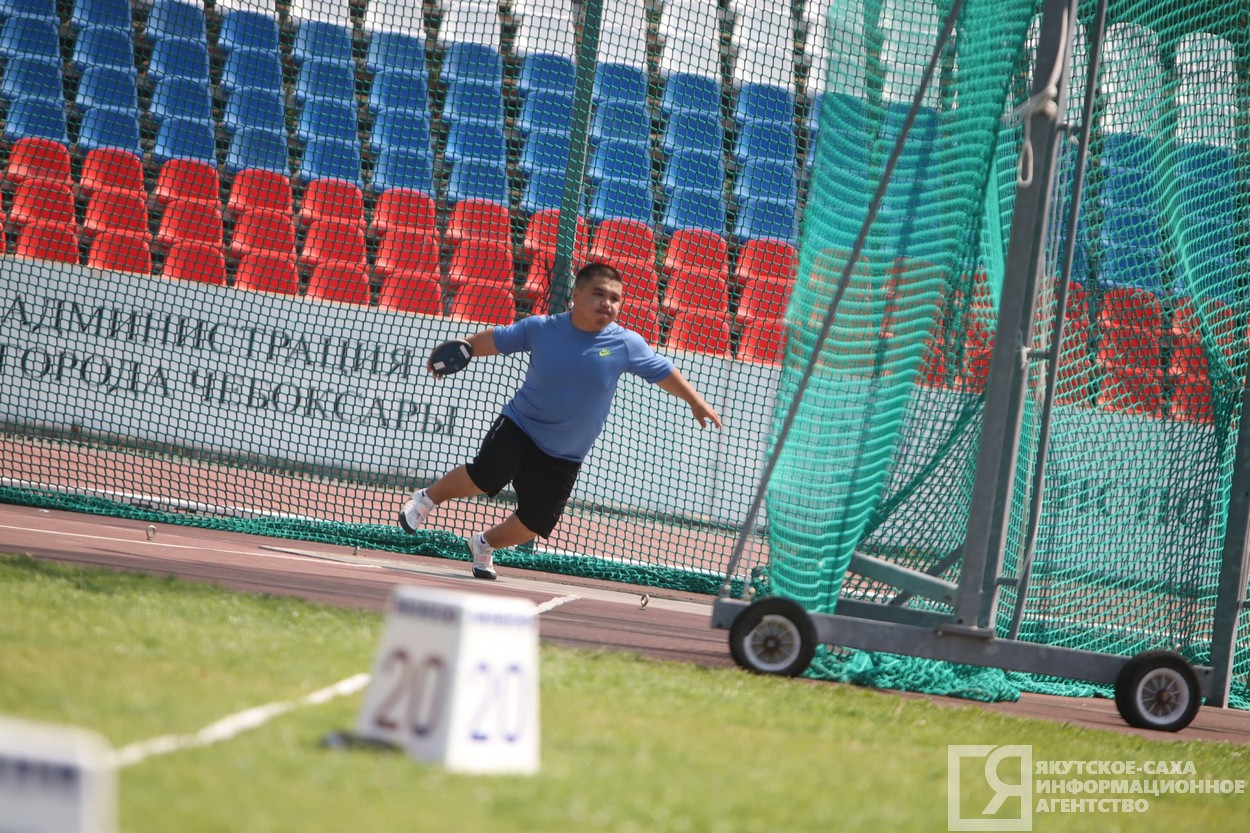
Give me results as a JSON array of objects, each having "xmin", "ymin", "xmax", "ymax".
[{"xmin": 400, "ymin": 261, "xmax": 723, "ymax": 579}]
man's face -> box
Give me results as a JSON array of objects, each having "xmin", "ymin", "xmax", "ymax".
[{"xmin": 569, "ymin": 276, "xmax": 624, "ymax": 332}]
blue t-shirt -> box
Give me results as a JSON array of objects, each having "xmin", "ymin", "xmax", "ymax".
[{"xmin": 491, "ymin": 313, "xmax": 674, "ymax": 461}]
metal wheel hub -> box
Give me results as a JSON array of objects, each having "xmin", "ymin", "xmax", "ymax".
[
  {"xmin": 1140, "ymin": 669, "xmax": 1188, "ymax": 719},
  {"xmin": 747, "ymin": 615, "xmax": 800, "ymax": 669}
]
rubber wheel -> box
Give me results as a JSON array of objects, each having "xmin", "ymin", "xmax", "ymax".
[
  {"xmin": 728, "ymin": 597, "xmax": 817, "ymax": 677},
  {"xmin": 1114, "ymin": 650, "xmax": 1202, "ymax": 732}
]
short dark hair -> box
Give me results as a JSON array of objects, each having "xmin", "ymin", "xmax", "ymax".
[{"xmin": 573, "ymin": 262, "xmax": 623, "ymax": 289}]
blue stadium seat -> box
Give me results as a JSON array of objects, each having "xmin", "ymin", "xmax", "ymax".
[
  {"xmin": 661, "ymin": 72, "xmax": 721, "ymax": 116},
  {"xmin": 445, "ymin": 121, "xmax": 507, "ymax": 166},
  {"xmin": 521, "ymin": 169, "xmax": 571, "ymax": 215},
  {"xmin": 216, "ymin": 9, "xmax": 280, "ymax": 56},
  {"xmin": 149, "ymin": 76, "xmax": 214, "ymax": 126},
  {"xmin": 367, "ymin": 71, "xmax": 427, "ymax": 114},
  {"xmin": 367, "ymin": 108, "xmax": 431, "ymax": 155},
  {"xmin": 221, "ymin": 88, "xmax": 286, "ymax": 137},
  {"xmin": 2, "ymin": 58, "xmax": 63, "ymax": 103},
  {"xmin": 75, "ymin": 66, "xmax": 138, "ymax": 113},
  {"xmin": 365, "ymin": 31, "xmax": 426, "ymax": 76},
  {"xmin": 3, "ymin": 0, "xmax": 57, "ymax": 24},
  {"xmin": 299, "ymin": 136, "xmax": 362, "ymax": 186},
  {"xmin": 517, "ymin": 90, "xmax": 572, "ymax": 137},
  {"xmin": 1099, "ymin": 244, "xmax": 1165, "ymax": 294},
  {"xmin": 588, "ymin": 140, "xmax": 651, "ymax": 186},
  {"xmin": 590, "ymin": 101, "xmax": 651, "ymax": 147},
  {"xmin": 219, "ymin": 49, "xmax": 284, "ymax": 95},
  {"xmin": 144, "ymin": 0, "xmax": 207, "ymax": 45},
  {"xmin": 733, "ymin": 120, "xmax": 796, "ymax": 165},
  {"xmin": 0, "ymin": 16, "xmax": 60, "ymax": 63},
  {"xmin": 76, "ymin": 106, "xmax": 141, "ymax": 154},
  {"xmin": 445, "ymin": 159, "xmax": 508, "ymax": 205},
  {"xmin": 4, "ymin": 96, "xmax": 67, "ymax": 143},
  {"xmin": 733, "ymin": 83, "xmax": 795, "ymax": 125},
  {"xmin": 441, "ymin": 42, "xmax": 503, "ymax": 87},
  {"xmin": 734, "ymin": 158, "xmax": 795, "ymax": 203},
  {"xmin": 1100, "ymin": 206, "xmax": 1162, "ymax": 252},
  {"xmin": 369, "ymin": 146, "xmax": 434, "ymax": 195},
  {"xmin": 663, "ymin": 187, "xmax": 725, "ymax": 235},
  {"xmin": 733, "ymin": 197, "xmax": 797, "ymax": 243},
  {"xmin": 442, "ymin": 81, "xmax": 506, "ymax": 127},
  {"xmin": 293, "ymin": 60, "xmax": 357, "ymax": 106},
  {"xmin": 594, "ymin": 62, "xmax": 648, "ymax": 106},
  {"xmin": 225, "ymin": 127, "xmax": 289, "ymax": 175},
  {"xmin": 661, "ymin": 110, "xmax": 723, "ymax": 156},
  {"xmin": 589, "ymin": 178, "xmax": 652, "ymax": 225},
  {"xmin": 296, "ymin": 98, "xmax": 359, "ymax": 146},
  {"xmin": 519, "ymin": 132, "xmax": 569, "ymax": 177},
  {"xmin": 518, "ymin": 53, "xmax": 574, "ymax": 99},
  {"xmin": 68, "ymin": 0, "xmax": 127, "ymax": 31},
  {"xmin": 804, "ymin": 91, "xmax": 824, "ymax": 161},
  {"xmin": 152, "ymin": 116, "xmax": 216, "ymax": 165},
  {"xmin": 291, "ymin": 20, "xmax": 354, "ymax": 67},
  {"xmin": 148, "ymin": 38, "xmax": 211, "ymax": 85},
  {"xmin": 663, "ymin": 148, "xmax": 724, "ymax": 195},
  {"xmin": 71, "ymin": 27, "xmax": 134, "ymax": 73}
]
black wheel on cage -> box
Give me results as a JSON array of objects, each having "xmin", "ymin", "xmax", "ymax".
[
  {"xmin": 1114, "ymin": 650, "xmax": 1202, "ymax": 732},
  {"xmin": 728, "ymin": 597, "xmax": 817, "ymax": 677}
]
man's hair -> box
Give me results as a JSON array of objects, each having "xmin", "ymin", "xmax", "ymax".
[{"xmin": 573, "ymin": 262, "xmax": 623, "ymax": 289}]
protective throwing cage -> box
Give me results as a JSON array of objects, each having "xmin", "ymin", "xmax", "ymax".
[{"xmin": 0, "ymin": 0, "xmax": 1246, "ymax": 709}]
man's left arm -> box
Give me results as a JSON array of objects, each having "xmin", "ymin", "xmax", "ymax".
[{"xmin": 657, "ymin": 369, "xmax": 723, "ymax": 429}]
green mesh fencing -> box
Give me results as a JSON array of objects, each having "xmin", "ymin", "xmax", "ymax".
[{"xmin": 767, "ymin": 0, "xmax": 1249, "ymax": 707}]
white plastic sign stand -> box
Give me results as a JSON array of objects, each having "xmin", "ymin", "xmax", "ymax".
[
  {"xmin": 354, "ymin": 584, "xmax": 540, "ymax": 774},
  {"xmin": 0, "ymin": 716, "xmax": 117, "ymax": 833}
]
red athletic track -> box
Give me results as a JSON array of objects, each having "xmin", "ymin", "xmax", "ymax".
[{"xmin": 2, "ymin": 503, "xmax": 1248, "ymax": 745}]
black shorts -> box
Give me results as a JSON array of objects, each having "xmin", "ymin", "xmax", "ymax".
[{"xmin": 465, "ymin": 416, "xmax": 581, "ymax": 538}]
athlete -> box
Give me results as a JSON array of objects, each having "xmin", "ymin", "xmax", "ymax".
[{"xmin": 399, "ymin": 262, "xmax": 723, "ymax": 579}]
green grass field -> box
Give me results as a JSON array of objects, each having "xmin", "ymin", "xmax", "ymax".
[{"xmin": 1, "ymin": 554, "xmax": 1245, "ymax": 832}]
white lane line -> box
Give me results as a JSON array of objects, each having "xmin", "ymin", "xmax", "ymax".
[{"xmin": 534, "ymin": 594, "xmax": 579, "ymax": 614}]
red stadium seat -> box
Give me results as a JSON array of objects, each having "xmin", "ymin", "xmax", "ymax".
[
  {"xmin": 87, "ymin": 231, "xmax": 152, "ymax": 273},
  {"xmin": 618, "ymin": 300, "xmax": 661, "ymax": 345},
  {"xmin": 300, "ymin": 219, "xmax": 367, "ymax": 270},
  {"xmin": 157, "ymin": 199, "xmax": 223, "ymax": 250},
  {"xmin": 522, "ymin": 208, "xmax": 587, "ymax": 259},
  {"xmin": 1053, "ymin": 283, "xmax": 1093, "ymax": 406},
  {"xmin": 8, "ymin": 180, "xmax": 75, "ymax": 229},
  {"xmin": 299, "ymin": 178, "xmax": 365, "ymax": 228},
  {"xmin": 162, "ymin": 241, "xmax": 227, "ymax": 285},
  {"xmin": 664, "ymin": 228, "xmax": 729, "ymax": 285},
  {"xmin": 589, "ymin": 218, "xmax": 655, "ymax": 267},
  {"xmin": 5, "ymin": 137, "xmax": 71, "ymax": 188},
  {"xmin": 229, "ymin": 209, "xmax": 297, "ymax": 260},
  {"xmin": 80, "ymin": 149, "xmax": 145, "ymax": 198},
  {"xmin": 450, "ymin": 279, "xmax": 515, "ymax": 324},
  {"xmin": 447, "ymin": 198, "xmax": 511, "ymax": 247},
  {"xmin": 738, "ymin": 317, "xmax": 786, "ymax": 364},
  {"xmin": 379, "ymin": 271, "xmax": 444, "ymax": 315},
  {"xmin": 448, "ymin": 240, "xmax": 513, "ymax": 288},
  {"xmin": 82, "ymin": 189, "xmax": 149, "ymax": 239},
  {"xmin": 233, "ymin": 252, "xmax": 301, "ymax": 295},
  {"xmin": 14, "ymin": 221, "xmax": 79, "ymax": 264},
  {"xmin": 307, "ymin": 260, "xmax": 371, "ymax": 305},
  {"xmin": 1097, "ymin": 365, "xmax": 1166, "ymax": 416},
  {"xmin": 736, "ymin": 276, "xmax": 792, "ymax": 326},
  {"xmin": 667, "ymin": 308, "xmax": 731, "ymax": 356},
  {"xmin": 227, "ymin": 169, "xmax": 293, "ymax": 218},
  {"xmin": 373, "ymin": 227, "xmax": 439, "ymax": 280},
  {"xmin": 153, "ymin": 159, "xmax": 221, "ymax": 208},
  {"xmin": 664, "ymin": 267, "xmax": 729, "ymax": 313},
  {"xmin": 371, "ymin": 187, "xmax": 436, "ymax": 239},
  {"xmin": 735, "ymin": 238, "xmax": 796, "ymax": 289}
]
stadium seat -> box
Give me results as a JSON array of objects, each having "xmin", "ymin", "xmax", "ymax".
[
  {"xmin": 522, "ymin": 208, "xmax": 587, "ymax": 260},
  {"xmin": 365, "ymin": 31, "xmax": 426, "ymax": 77},
  {"xmin": 148, "ymin": 76, "xmax": 214, "ymax": 127},
  {"xmin": 228, "ymin": 208, "xmax": 297, "ymax": 259},
  {"xmin": 8, "ymin": 180, "xmax": 75, "ymax": 229},
  {"xmin": 306, "ymin": 260, "xmax": 371, "ymax": 305},
  {"xmin": 617, "ymin": 300, "xmax": 661, "ymax": 344},
  {"xmin": 290, "ymin": 19, "xmax": 353, "ymax": 67},
  {"xmin": 152, "ymin": 158, "xmax": 219, "ymax": 207},
  {"xmin": 737, "ymin": 317, "xmax": 785, "ymax": 364},
  {"xmin": 373, "ymin": 227, "xmax": 439, "ymax": 279},
  {"xmin": 86, "ymin": 231, "xmax": 151, "ymax": 273},
  {"xmin": 520, "ymin": 170, "xmax": 568, "ymax": 216},
  {"xmin": 70, "ymin": 0, "xmax": 129, "ymax": 31},
  {"xmin": 445, "ymin": 121, "xmax": 507, "ymax": 166},
  {"xmin": 293, "ymin": 60, "xmax": 357, "ymax": 106},
  {"xmin": 146, "ymin": 38, "xmax": 211, "ymax": 86},
  {"xmin": 446, "ymin": 159, "xmax": 509, "ymax": 206},
  {"xmin": 1096, "ymin": 287, "xmax": 1165, "ymax": 369},
  {"xmin": 589, "ymin": 179, "xmax": 653, "ymax": 225},
  {"xmin": 0, "ymin": 16, "xmax": 59, "ymax": 63},
  {"xmin": 151, "ymin": 118, "xmax": 217, "ymax": 166},
  {"xmin": 227, "ymin": 169, "xmax": 293, "ymax": 217},
  {"xmin": 2, "ymin": 58, "xmax": 64, "ymax": 103},
  {"xmin": 517, "ymin": 90, "xmax": 573, "ymax": 138},
  {"xmin": 218, "ymin": 49, "xmax": 283, "ymax": 95},
  {"xmin": 440, "ymin": 42, "xmax": 504, "ymax": 88},
  {"xmin": 593, "ymin": 63, "xmax": 648, "ymax": 106},
  {"xmin": 519, "ymin": 132, "xmax": 570, "ymax": 177},
  {"xmin": 81, "ymin": 188, "xmax": 148, "ymax": 239},
  {"xmin": 614, "ymin": 260, "xmax": 660, "ymax": 304},
  {"xmin": 367, "ymin": 108, "xmax": 431, "ymax": 155},
  {"xmin": 733, "ymin": 120, "xmax": 796, "ymax": 165},
  {"xmin": 298, "ymin": 138, "xmax": 362, "ymax": 187},
  {"xmin": 232, "ymin": 251, "xmax": 300, "ymax": 295},
  {"xmin": 80, "ymin": 148, "xmax": 145, "ymax": 197},
  {"xmin": 735, "ymin": 238, "xmax": 796, "ymax": 287},
  {"xmin": 666, "ymin": 228, "xmax": 729, "ymax": 281},
  {"xmin": 296, "ymin": 99, "xmax": 360, "ymax": 146},
  {"xmin": 662, "ymin": 148, "xmax": 724, "ymax": 196},
  {"xmin": 370, "ymin": 188, "xmax": 436, "ymax": 238},
  {"xmin": 590, "ymin": 101, "xmax": 651, "ymax": 147},
  {"xmin": 4, "ymin": 137, "xmax": 71, "ymax": 187},
  {"xmin": 144, "ymin": 0, "xmax": 208, "ymax": 45},
  {"xmin": 225, "ymin": 129, "xmax": 290, "ymax": 176},
  {"xmin": 735, "ymin": 158, "xmax": 797, "ymax": 204},
  {"xmin": 367, "ymin": 71, "xmax": 428, "ymax": 115},
  {"xmin": 590, "ymin": 218, "xmax": 655, "ymax": 267},
  {"xmin": 300, "ymin": 219, "xmax": 366, "ymax": 269},
  {"xmin": 447, "ymin": 198, "xmax": 511, "ymax": 248},
  {"xmin": 667, "ymin": 308, "xmax": 732, "ymax": 356},
  {"xmin": 736, "ymin": 276, "xmax": 792, "ymax": 325},
  {"xmin": 156, "ymin": 199, "xmax": 223, "ymax": 249},
  {"xmin": 660, "ymin": 72, "xmax": 721, "ymax": 117},
  {"xmin": 661, "ymin": 111, "xmax": 723, "ymax": 156},
  {"xmin": 663, "ymin": 188, "xmax": 726, "ymax": 235},
  {"xmin": 221, "ymin": 88, "xmax": 286, "ymax": 138},
  {"xmin": 71, "ymin": 27, "xmax": 134, "ymax": 75},
  {"xmin": 447, "ymin": 240, "xmax": 513, "ymax": 288},
  {"xmin": 75, "ymin": 66, "xmax": 139, "ymax": 114},
  {"xmin": 733, "ymin": 198, "xmax": 797, "ymax": 243},
  {"xmin": 4, "ymin": 97, "xmax": 67, "ymax": 144},
  {"xmin": 588, "ymin": 140, "xmax": 652, "ymax": 187},
  {"xmin": 369, "ymin": 147, "xmax": 435, "ymax": 195},
  {"xmin": 215, "ymin": 9, "xmax": 280, "ymax": 55},
  {"xmin": 442, "ymin": 81, "xmax": 506, "ymax": 128},
  {"xmin": 733, "ymin": 83, "xmax": 795, "ymax": 126},
  {"xmin": 299, "ymin": 178, "xmax": 365, "ymax": 228},
  {"xmin": 162, "ymin": 240, "xmax": 227, "ymax": 285},
  {"xmin": 518, "ymin": 53, "xmax": 574, "ymax": 99},
  {"xmin": 14, "ymin": 220, "xmax": 79, "ymax": 263},
  {"xmin": 664, "ymin": 268, "xmax": 729, "ymax": 313},
  {"xmin": 450, "ymin": 279, "xmax": 514, "ymax": 325},
  {"xmin": 76, "ymin": 108, "xmax": 142, "ymax": 157},
  {"xmin": 378, "ymin": 271, "xmax": 443, "ymax": 315}
]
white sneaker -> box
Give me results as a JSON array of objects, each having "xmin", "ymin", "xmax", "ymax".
[
  {"xmin": 468, "ymin": 533, "xmax": 496, "ymax": 580},
  {"xmin": 398, "ymin": 488, "xmax": 435, "ymax": 534}
]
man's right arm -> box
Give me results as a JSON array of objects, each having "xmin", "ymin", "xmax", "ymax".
[{"xmin": 466, "ymin": 329, "xmax": 500, "ymax": 358}]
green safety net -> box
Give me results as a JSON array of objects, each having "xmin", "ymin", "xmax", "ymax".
[{"xmin": 770, "ymin": 0, "xmax": 1249, "ymax": 707}]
